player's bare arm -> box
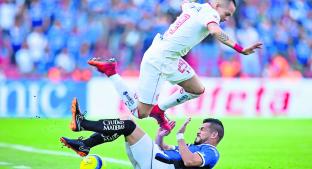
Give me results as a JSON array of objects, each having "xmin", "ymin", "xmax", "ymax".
[
  {"xmin": 207, "ymin": 22, "xmax": 262, "ymax": 55},
  {"xmin": 177, "ymin": 118, "xmax": 203, "ymax": 167},
  {"xmin": 156, "ymin": 121, "xmax": 176, "ymax": 150}
]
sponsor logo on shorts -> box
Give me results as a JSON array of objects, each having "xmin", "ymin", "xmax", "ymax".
[
  {"xmin": 176, "ymin": 95, "xmax": 189, "ymax": 103},
  {"xmin": 178, "ymin": 59, "xmax": 189, "ymax": 73}
]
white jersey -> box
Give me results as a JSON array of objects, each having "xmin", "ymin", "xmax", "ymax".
[
  {"xmin": 156, "ymin": 2, "xmax": 220, "ymax": 58},
  {"xmin": 138, "ymin": 3, "xmax": 220, "ymax": 103}
]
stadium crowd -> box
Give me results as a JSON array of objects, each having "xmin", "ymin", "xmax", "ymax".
[{"xmin": 0, "ymin": 0, "xmax": 312, "ymax": 81}]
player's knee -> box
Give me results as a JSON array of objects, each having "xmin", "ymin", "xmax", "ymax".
[
  {"xmin": 137, "ymin": 110, "xmax": 149, "ymax": 119},
  {"xmin": 124, "ymin": 120, "xmax": 136, "ymax": 136},
  {"xmin": 138, "ymin": 114, "xmax": 148, "ymax": 119},
  {"xmin": 136, "ymin": 105, "xmax": 152, "ymax": 119},
  {"xmin": 198, "ymin": 87, "xmax": 205, "ymax": 95},
  {"xmin": 191, "ymin": 87, "xmax": 205, "ymax": 96}
]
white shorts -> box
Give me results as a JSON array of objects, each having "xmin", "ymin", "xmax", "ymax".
[
  {"xmin": 125, "ymin": 134, "xmax": 175, "ymax": 169},
  {"xmin": 138, "ymin": 38, "xmax": 195, "ymax": 105}
]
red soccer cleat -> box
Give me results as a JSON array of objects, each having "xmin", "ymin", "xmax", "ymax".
[
  {"xmin": 88, "ymin": 57, "xmax": 117, "ymax": 77},
  {"xmin": 150, "ymin": 105, "xmax": 174, "ymax": 131}
]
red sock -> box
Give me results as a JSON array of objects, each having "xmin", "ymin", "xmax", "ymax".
[
  {"xmin": 150, "ymin": 105, "xmax": 164, "ymax": 117},
  {"xmin": 101, "ymin": 64, "xmax": 116, "ymax": 77}
]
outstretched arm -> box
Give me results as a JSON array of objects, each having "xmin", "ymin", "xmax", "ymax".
[
  {"xmin": 207, "ymin": 22, "xmax": 262, "ymax": 55},
  {"xmin": 155, "ymin": 121, "xmax": 176, "ymax": 150},
  {"xmin": 177, "ymin": 118, "xmax": 203, "ymax": 167}
]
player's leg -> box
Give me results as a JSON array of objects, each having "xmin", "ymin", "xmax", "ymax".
[
  {"xmin": 88, "ymin": 58, "xmax": 145, "ymax": 118},
  {"xmin": 88, "ymin": 57, "xmax": 172, "ymax": 130},
  {"xmin": 136, "ymin": 55, "xmax": 173, "ymax": 130},
  {"xmin": 125, "ymin": 142, "xmax": 140, "ymax": 169},
  {"xmin": 61, "ymin": 124, "xmax": 141, "ymax": 157},
  {"xmin": 76, "ymin": 122, "xmax": 174, "ymax": 168},
  {"xmin": 61, "ymin": 97, "xmax": 138, "ymax": 156},
  {"xmin": 61, "ymin": 98, "xmax": 173, "ymax": 169},
  {"xmin": 151, "ymin": 58, "xmax": 204, "ymax": 115},
  {"xmin": 178, "ymin": 74, "xmax": 205, "ymax": 94},
  {"xmin": 160, "ymin": 75, "xmax": 204, "ymax": 110},
  {"xmin": 126, "ymin": 131, "xmax": 175, "ymax": 169},
  {"xmin": 61, "ymin": 110, "xmax": 140, "ymax": 157}
]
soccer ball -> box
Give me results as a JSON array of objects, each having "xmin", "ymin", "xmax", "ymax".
[{"xmin": 80, "ymin": 155, "xmax": 107, "ymax": 169}]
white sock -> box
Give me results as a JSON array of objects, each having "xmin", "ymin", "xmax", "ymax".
[
  {"xmin": 158, "ymin": 88, "xmax": 201, "ymax": 111},
  {"xmin": 109, "ymin": 74, "xmax": 140, "ymax": 118}
]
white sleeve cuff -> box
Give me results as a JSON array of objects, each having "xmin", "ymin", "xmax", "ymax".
[
  {"xmin": 176, "ymin": 133, "xmax": 184, "ymax": 140},
  {"xmin": 196, "ymin": 152, "xmax": 206, "ymax": 167}
]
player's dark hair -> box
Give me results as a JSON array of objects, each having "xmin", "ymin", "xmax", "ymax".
[{"xmin": 203, "ymin": 118, "xmax": 224, "ymax": 143}]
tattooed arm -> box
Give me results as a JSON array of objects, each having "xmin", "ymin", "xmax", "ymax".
[
  {"xmin": 207, "ymin": 22, "xmax": 262, "ymax": 55},
  {"xmin": 207, "ymin": 22, "xmax": 239, "ymax": 50}
]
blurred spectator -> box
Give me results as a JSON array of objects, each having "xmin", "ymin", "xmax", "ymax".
[
  {"xmin": 219, "ymin": 55, "xmax": 241, "ymax": 78},
  {"xmin": 10, "ymin": 14, "xmax": 28, "ymax": 61},
  {"xmin": 55, "ymin": 47, "xmax": 75, "ymax": 73},
  {"xmin": 0, "ymin": 0, "xmax": 17, "ymax": 34},
  {"xmin": 47, "ymin": 20, "xmax": 67, "ymax": 55},
  {"xmin": 29, "ymin": 0, "xmax": 45, "ymax": 28},
  {"xmin": 236, "ymin": 21, "xmax": 261, "ymax": 77},
  {"xmin": 263, "ymin": 54, "xmax": 302, "ymax": 78},
  {"xmin": 76, "ymin": 42, "xmax": 92, "ymax": 69},
  {"xmin": 0, "ymin": 29, "xmax": 12, "ymax": 73},
  {"xmin": 26, "ymin": 26, "xmax": 48, "ymax": 64},
  {"xmin": 15, "ymin": 42, "xmax": 33, "ymax": 74},
  {"xmin": 1, "ymin": 0, "xmax": 312, "ymax": 80}
]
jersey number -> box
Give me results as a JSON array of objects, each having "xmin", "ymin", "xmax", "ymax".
[{"xmin": 178, "ymin": 59, "xmax": 189, "ymax": 74}]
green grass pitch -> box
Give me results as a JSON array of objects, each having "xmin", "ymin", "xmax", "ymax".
[{"xmin": 0, "ymin": 118, "xmax": 311, "ymax": 169}]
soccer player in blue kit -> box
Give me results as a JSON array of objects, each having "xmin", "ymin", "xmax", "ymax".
[
  {"xmin": 155, "ymin": 117, "xmax": 223, "ymax": 169},
  {"xmin": 61, "ymin": 98, "xmax": 224, "ymax": 169}
]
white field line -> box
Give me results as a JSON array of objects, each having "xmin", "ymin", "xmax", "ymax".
[
  {"xmin": 0, "ymin": 161, "xmax": 31, "ymax": 169},
  {"xmin": 12, "ymin": 165, "xmax": 32, "ymax": 169},
  {"xmin": 0, "ymin": 142, "xmax": 131, "ymax": 166},
  {"xmin": 0, "ymin": 161, "xmax": 11, "ymax": 165}
]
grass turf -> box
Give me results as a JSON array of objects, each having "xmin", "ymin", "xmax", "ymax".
[{"xmin": 0, "ymin": 118, "xmax": 311, "ymax": 169}]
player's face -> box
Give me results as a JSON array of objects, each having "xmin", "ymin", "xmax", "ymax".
[
  {"xmin": 194, "ymin": 123, "xmax": 213, "ymax": 145},
  {"xmin": 216, "ymin": 2, "xmax": 236, "ymax": 22}
]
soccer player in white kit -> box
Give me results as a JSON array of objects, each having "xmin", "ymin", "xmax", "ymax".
[
  {"xmin": 88, "ymin": 0, "xmax": 262, "ymax": 131},
  {"xmin": 61, "ymin": 98, "xmax": 224, "ymax": 169}
]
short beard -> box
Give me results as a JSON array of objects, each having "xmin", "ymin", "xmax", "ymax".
[
  {"xmin": 194, "ymin": 141, "xmax": 200, "ymax": 145},
  {"xmin": 194, "ymin": 138, "xmax": 201, "ymax": 145}
]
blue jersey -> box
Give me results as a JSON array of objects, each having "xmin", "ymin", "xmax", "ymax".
[{"xmin": 155, "ymin": 144, "xmax": 219, "ymax": 169}]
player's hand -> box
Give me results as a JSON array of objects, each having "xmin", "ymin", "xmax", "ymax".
[
  {"xmin": 158, "ymin": 121, "xmax": 176, "ymax": 137},
  {"xmin": 241, "ymin": 42, "xmax": 263, "ymax": 55},
  {"xmin": 177, "ymin": 117, "xmax": 191, "ymax": 134}
]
